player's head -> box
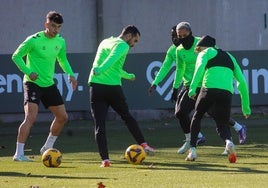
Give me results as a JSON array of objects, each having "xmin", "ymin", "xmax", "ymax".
[
  {"xmin": 46, "ymin": 11, "xmax": 63, "ymax": 24},
  {"xmin": 120, "ymin": 25, "xmax": 140, "ymax": 47},
  {"xmin": 195, "ymin": 35, "xmax": 216, "ymax": 53},
  {"xmin": 171, "ymin": 25, "xmax": 180, "ymax": 47},
  {"xmin": 45, "ymin": 11, "xmax": 63, "ymax": 38},
  {"xmin": 176, "ymin": 21, "xmax": 194, "ymax": 49}
]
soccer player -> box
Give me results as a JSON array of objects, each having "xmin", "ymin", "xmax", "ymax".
[
  {"xmin": 88, "ymin": 25, "xmax": 154, "ymax": 167},
  {"xmin": 186, "ymin": 35, "xmax": 251, "ymax": 161},
  {"xmin": 12, "ymin": 11, "xmax": 77, "ymax": 162},
  {"xmin": 172, "ymin": 22, "xmax": 247, "ymax": 155},
  {"xmin": 148, "ymin": 25, "xmax": 207, "ymax": 145}
]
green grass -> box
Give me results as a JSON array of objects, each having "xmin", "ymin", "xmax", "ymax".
[{"xmin": 0, "ymin": 115, "xmax": 268, "ymax": 188}]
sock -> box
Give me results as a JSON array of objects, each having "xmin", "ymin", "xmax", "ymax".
[
  {"xmin": 185, "ymin": 133, "xmax": 191, "ymax": 142},
  {"xmin": 198, "ymin": 132, "xmax": 203, "ymax": 138},
  {"xmin": 15, "ymin": 142, "xmax": 25, "ymax": 156},
  {"xmin": 43, "ymin": 135, "xmax": 58, "ymax": 149},
  {"xmin": 233, "ymin": 122, "xmax": 242, "ymax": 132},
  {"xmin": 225, "ymin": 139, "xmax": 233, "ymax": 146}
]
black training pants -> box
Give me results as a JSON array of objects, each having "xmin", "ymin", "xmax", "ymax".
[
  {"xmin": 175, "ymin": 86, "xmax": 196, "ymax": 134},
  {"xmin": 190, "ymin": 87, "xmax": 233, "ymax": 147},
  {"xmin": 89, "ymin": 83, "xmax": 145, "ymax": 160}
]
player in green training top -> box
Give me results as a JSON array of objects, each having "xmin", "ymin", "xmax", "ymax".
[
  {"xmin": 186, "ymin": 35, "xmax": 251, "ymax": 161},
  {"xmin": 88, "ymin": 25, "xmax": 154, "ymax": 167},
  {"xmin": 172, "ymin": 22, "xmax": 247, "ymax": 155},
  {"xmin": 149, "ymin": 25, "xmax": 180, "ymax": 93},
  {"xmin": 12, "ymin": 11, "xmax": 77, "ymax": 162},
  {"xmin": 148, "ymin": 25, "xmax": 207, "ymax": 145}
]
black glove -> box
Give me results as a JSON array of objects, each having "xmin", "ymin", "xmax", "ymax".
[
  {"xmin": 171, "ymin": 88, "xmax": 178, "ymax": 102},
  {"xmin": 148, "ymin": 85, "xmax": 157, "ymax": 96}
]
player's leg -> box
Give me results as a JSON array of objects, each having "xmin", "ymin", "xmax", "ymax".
[
  {"xmin": 196, "ymin": 132, "xmax": 206, "ymax": 145},
  {"xmin": 89, "ymin": 83, "xmax": 110, "ymax": 167},
  {"xmin": 13, "ymin": 82, "xmax": 40, "ymax": 162},
  {"xmin": 213, "ymin": 90, "xmax": 236, "ymax": 161},
  {"xmin": 175, "ymin": 86, "xmax": 196, "ymax": 154},
  {"xmin": 40, "ymin": 104, "xmax": 68, "ymax": 153},
  {"xmin": 228, "ymin": 118, "xmax": 247, "ymax": 144},
  {"xmin": 219, "ymin": 118, "xmax": 247, "ymax": 155},
  {"xmin": 186, "ymin": 88, "xmax": 212, "ymax": 161},
  {"xmin": 13, "ymin": 103, "xmax": 38, "ymax": 162},
  {"xmin": 110, "ymin": 86, "xmax": 154, "ymax": 153},
  {"xmin": 40, "ymin": 84, "xmax": 67, "ymax": 154}
]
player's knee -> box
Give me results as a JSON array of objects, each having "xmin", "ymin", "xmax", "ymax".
[
  {"xmin": 24, "ymin": 114, "xmax": 37, "ymax": 125},
  {"xmin": 57, "ymin": 113, "xmax": 68, "ymax": 124}
]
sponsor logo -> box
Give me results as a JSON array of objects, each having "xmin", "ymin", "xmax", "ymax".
[{"xmin": 146, "ymin": 58, "xmax": 268, "ymax": 101}]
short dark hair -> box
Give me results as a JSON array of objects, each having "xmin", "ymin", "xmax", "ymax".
[
  {"xmin": 172, "ymin": 25, "xmax": 177, "ymax": 32},
  {"xmin": 46, "ymin": 11, "xmax": 63, "ymax": 24},
  {"xmin": 196, "ymin": 35, "xmax": 216, "ymax": 47},
  {"xmin": 121, "ymin": 25, "xmax": 141, "ymax": 37}
]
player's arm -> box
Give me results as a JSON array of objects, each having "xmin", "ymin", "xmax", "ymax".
[
  {"xmin": 188, "ymin": 51, "xmax": 207, "ymax": 98},
  {"xmin": 57, "ymin": 40, "xmax": 77, "ymax": 90},
  {"xmin": 120, "ymin": 70, "xmax": 135, "ymax": 81},
  {"xmin": 173, "ymin": 50, "xmax": 185, "ymax": 89},
  {"xmin": 152, "ymin": 45, "xmax": 176, "ymax": 86},
  {"xmin": 94, "ymin": 43, "xmax": 128, "ymax": 74},
  {"xmin": 12, "ymin": 37, "xmax": 33, "ymax": 76},
  {"xmin": 230, "ymin": 53, "xmax": 251, "ymax": 117}
]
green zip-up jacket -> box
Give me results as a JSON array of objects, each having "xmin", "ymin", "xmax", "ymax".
[
  {"xmin": 174, "ymin": 36, "xmax": 202, "ymax": 89},
  {"xmin": 12, "ymin": 31, "xmax": 75, "ymax": 87},
  {"xmin": 88, "ymin": 36, "xmax": 135, "ymax": 86},
  {"xmin": 152, "ymin": 44, "xmax": 176, "ymax": 85},
  {"xmin": 189, "ymin": 47, "xmax": 251, "ymax": 115}
]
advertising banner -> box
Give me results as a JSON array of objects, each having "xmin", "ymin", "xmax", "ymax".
[{"xmin": 0, "ymin": 51, "xmax": 267, "ymax": 113}]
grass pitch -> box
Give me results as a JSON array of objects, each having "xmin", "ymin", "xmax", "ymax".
[{"xmin": 0, "ymin": 115, "xmax": 268, "ymax": 188}]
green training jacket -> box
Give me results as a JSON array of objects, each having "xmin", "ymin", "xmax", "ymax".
[
  {"xmin": 189, "ymin": 47, "xmax": 251, "ymax": 116},
  {"xmin": 12, "ymin": 31, "xmax": 75, "ymax": 87},
  {"xmin": 174, "ymin": 36, "xmax": 202, "ymax": 89},
  {"xmin": 88, "ymin": 36, "xmax": 135, "ymax": 86},
  {"xmin": 152, "ymin": 44, "xmax": 176, "ymax": 86}
]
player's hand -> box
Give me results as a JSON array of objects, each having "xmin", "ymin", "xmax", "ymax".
[
  {"xmin": 69, "ymin": 76, "xmax": 78, "ymax": 91},
  {"xmin": 129, "ymin": 73, "xmax": 136, "ymax": 81},
  {"xmin": 29, "ymin": 72, "xmax": 38, "ymax": 81},
  {"xmin": 171, "ymin": 88, "xmax": 178, "ymax": 102},
  {"xmin": 244, "ymin": 114, "xmax": 250, "ymax": 119},
  {"xmin": 148, "ymin": 85, "xmax": 156, "ymax": 96}
]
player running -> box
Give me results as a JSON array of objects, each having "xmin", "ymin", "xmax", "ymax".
[{"xmin": 186, "ymin": 35, "xmax": 251, "ymax": 161}]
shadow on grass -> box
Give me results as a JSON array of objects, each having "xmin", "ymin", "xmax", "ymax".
[
  {"xmin": 110, "ymin": 159, "xmax": 268, "ymax": 174},
  {"xmin": 0, "ymin": 171, "xmax": 108, "ymax": 180}
]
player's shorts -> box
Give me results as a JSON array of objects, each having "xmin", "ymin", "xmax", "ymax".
[{"xmin": 23, "ymin": 82, "xmax": 64, "ymax": 108}]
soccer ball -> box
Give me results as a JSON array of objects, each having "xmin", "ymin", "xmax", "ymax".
[
  {"xmin": 228, "ymin": 153, "xmax": 237, "ymax": 163},
  {"xmin": 125, "ymin": 144, "xmax": 146, "ymax": 165},
  {"xmin": 42, "ymin": 148, "xmax": 62, "ymax": 167}
]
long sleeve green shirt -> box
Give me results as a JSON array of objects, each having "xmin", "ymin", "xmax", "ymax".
[
  {"xmin": 173, "ymin": 37, "xmax": 202, "ymax": 89},
  {"xmin": 189, "ymin": 47, "xmax": 251, "ymax": 115},
  {"xmin": 12, "ymin": 31, "xmax": 75, "ymax": 87},
  {"xmin": 152, "ymin": 44, "xmax": 176, "ymax": 85},
  {"xmin": 88, "ymin": 37, "xmax": 134, "ymax": 86}
]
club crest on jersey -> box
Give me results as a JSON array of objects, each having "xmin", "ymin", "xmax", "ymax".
[
  {"xmin": 55, "ymin": 46, "xmax": 59, "ymax": 51},
  {"xmin": 42, "ymin": 46, "xmax": 46, "ymax": 50}
]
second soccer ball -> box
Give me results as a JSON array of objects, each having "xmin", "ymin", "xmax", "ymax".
[{"xmin": 125, "ymin": 144, "xmax": 146, "ymax": 165}]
